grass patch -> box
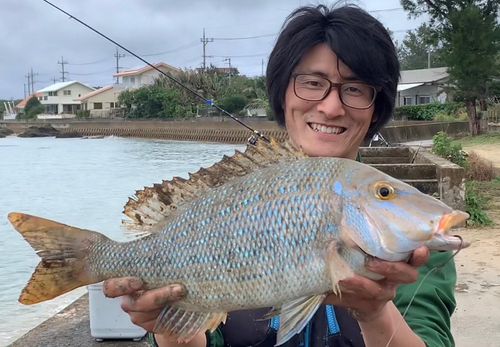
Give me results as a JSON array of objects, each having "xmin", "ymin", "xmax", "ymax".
[
  {"xmin": 453, "ymin": 133, "xmax": 500, "ymax": 146},
  {"xmin": 432, "ymin": 131, "xmax": 500, "ymax": 226},
  {"xmin": 465, "ymin": 177, "xmax": 500, "ymax": 227}
]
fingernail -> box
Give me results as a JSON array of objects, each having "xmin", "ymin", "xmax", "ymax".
[
  {"xmin": 367, "ymin": 258, "xmax": 380, "ymax": 267},
  {"xmin": 171, "ymin": 284, "xmax": 186, "ymax": 298}
]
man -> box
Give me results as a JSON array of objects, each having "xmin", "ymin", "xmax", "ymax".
[{"xmin": 103, "ymin": 4, "xmax": 457, "ymax": 347}]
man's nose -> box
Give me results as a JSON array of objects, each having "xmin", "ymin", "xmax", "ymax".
[{"xmin": 316, "ymin": 88, "xmax": 345, "ymax": 118}]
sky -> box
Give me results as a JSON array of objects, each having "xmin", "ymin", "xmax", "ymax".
[{"xmin": 0, "ymin": 0, "xmax": 427, "ymax": 100}]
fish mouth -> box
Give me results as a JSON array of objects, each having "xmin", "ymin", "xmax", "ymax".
[{"xmin": 426, "ymin": 211, "xmax": 470, "ymax": 251}]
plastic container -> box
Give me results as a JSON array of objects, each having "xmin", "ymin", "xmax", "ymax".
[{"xmin": 88, "ymin": 282, "xmax": 147, "ymax": 342}]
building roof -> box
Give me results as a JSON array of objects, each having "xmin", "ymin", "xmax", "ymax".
[
  {"xmin": 113, "ymin": 62, "xmax": 180, "ymax": 77},
  {"xmin": 15, "ymin": 92, "xmax": 42, "ymax": 108},
  {"xmin": 37, "ymin": 81, "xmax": 95, "ymax": 93},
  {"xmin": 76, "ymin": 85, "xmax": 114, "ymax": 101},
  {"xmin": 399, "ymin": 67, "xmax": 449, "ymax": 84}
]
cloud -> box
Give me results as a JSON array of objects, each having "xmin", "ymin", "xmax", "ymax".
[{"xmin": 0, "ymin": 0, "xmax": 423, "ymax": 99}]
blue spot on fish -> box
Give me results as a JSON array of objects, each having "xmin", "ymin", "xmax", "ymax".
[{"xmin": 334, "ymin": 181, "xmax": 343, "ymax": 195}]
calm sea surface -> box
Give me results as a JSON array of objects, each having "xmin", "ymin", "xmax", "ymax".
[{"xmin": 0, "ymin": 135, "xmax": 245, "ymax": 346}]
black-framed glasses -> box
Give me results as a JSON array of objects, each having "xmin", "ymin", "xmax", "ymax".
[{"xmin": 292, "ymin": 73, "xmax": 379, "ymax": 109}]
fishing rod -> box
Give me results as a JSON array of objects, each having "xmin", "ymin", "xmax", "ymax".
[{"xmin": 42, "ymin": 0, "xmax": 269, "ymax": 143}]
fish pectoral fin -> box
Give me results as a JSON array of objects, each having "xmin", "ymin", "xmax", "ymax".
[
  {"xmin": 153, "ymin": 306, "xmax": 227, "ymax": 344},
  {"xmin": 326, "ymin": 242, "xmax": 354, "ymax": 296},
  {"xmin": 275, "ymin": 294, "xmax": 326, "ymax": 346}
]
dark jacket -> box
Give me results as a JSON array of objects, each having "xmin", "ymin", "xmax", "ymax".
[{"xmin": 216, "ymin": 305, "xmax": 365, "ymax": 347}]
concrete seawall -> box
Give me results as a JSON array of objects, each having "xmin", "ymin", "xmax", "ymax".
[{"xmin": 1, "ymin": 119, "xmax": 470, "ymax": 144}]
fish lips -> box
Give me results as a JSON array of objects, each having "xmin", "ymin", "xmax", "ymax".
[{"xmin": 425, "ymin": 211, "xmax": 470, "ymax": 251}]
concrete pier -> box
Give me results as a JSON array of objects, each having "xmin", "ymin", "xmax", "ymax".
[{"xmin": 8, "ymin": 294, "xmax": 149, "ymax": 347}]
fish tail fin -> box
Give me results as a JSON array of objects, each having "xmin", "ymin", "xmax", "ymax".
[{"xmin": 8, "ymin": 212, "xmax": 107, "ymax": 305}]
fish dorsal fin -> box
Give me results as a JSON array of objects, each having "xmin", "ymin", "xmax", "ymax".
[{"xmin": 121, "ymin": 136, "xmax": 306, "ymax": 234}]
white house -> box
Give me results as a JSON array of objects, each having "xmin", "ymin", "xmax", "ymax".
[
  {"xmin": 36, "ymin": 81, "xmax": 96, "ymax": 114},
  {"xmin": 76, "ymin": 85, "xmax": 125, "ymax": 117},
  {"xmin": 397, "ymin": 67, "xmax": 449, "ymax": 106},
  {"xmin": 113, "ymin": 62, "xmax": 180, "ymax": 89}
]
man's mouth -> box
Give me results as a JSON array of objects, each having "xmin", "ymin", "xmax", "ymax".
[{"xmin": 308, "ymin": 123, "xmax": 346, "ymax": 135}]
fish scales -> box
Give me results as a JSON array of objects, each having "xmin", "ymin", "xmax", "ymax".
[{"xmin": 88, "ymin": 158, "xmax": 348, "ymax": 311}]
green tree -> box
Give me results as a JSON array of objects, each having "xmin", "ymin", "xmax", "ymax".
[
  {"xmin": 118, "ymin": 85, "xmax": 180, "ymax": 118},
  {"xmin": 400, "ymin": 0, "xmax": 500, "ymax": 135},
  {"xmin": 398, "ymin": 23, "xmax": 445, "ymax": 70},
  {"xmin": 24, "ymin": 96, "xmax": 42, "ymax": 116}
]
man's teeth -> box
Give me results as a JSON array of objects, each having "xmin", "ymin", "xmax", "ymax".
[{"xmin": 309, "ymin": 123, "xmax": 344, "ymax": 134}]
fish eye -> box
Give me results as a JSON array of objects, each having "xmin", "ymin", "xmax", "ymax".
[{"xmin": 374, "ymin": 183, "xmax": 394, "ymax": 200}]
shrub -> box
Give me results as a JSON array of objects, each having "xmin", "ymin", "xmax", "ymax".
[
  {"xmin": 466, "ymin": 151, "xmax": 498, "ymax": 181},
  {"xmin": 432, "ymin": 131, "xmax": 468, "ymax": 168},
  {"xmin": 394, "ymin": 102, "xmax": 464, "ymax": 121}
]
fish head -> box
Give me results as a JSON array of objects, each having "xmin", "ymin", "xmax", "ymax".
[{"xmin": 337, "ymin": 163, "xmax": 469, "ymax": 262}]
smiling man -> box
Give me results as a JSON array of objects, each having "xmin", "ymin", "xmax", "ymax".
[{"xmin": 103, "ymin": 4, "xmax": 457, "ymax": 347}]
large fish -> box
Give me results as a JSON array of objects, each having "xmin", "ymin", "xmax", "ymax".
[{"xmin": 8, "ymin": 137, "xmax": 469, "ymax": 346}]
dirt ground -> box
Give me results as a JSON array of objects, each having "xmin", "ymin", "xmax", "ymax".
[
  {"xmin": 449, "ymin": 142, "xmax": 500, "ymax": 346},
  {"xmin": 462, "ymin": 143, "xmax": 500, "ymax": 168}
]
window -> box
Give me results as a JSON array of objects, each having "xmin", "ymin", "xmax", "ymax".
[
  {"xmin": 63, "ymin": 90, "xmax": 71, "ymax": 96},
  {"xmin": 109, "ymin": 102, "xmax": 116, "ymax": 108},
  {"xmin": 130, "ymin": 77, "xmax": 135, "ymax": 83},
  {"xmin": 418, "ymin": 95, "xmax": 431, "ymax": 104},
  {"xmin": 403, "ymin": 96, "xmax": 413, "ymax": 105},
  {"xmin": 44, "ymin": 96, "xmax": 48, "ymax": 101},
  {"xmin": 94, "ymin": 102, "xmax": 103, "ymax": 109}
]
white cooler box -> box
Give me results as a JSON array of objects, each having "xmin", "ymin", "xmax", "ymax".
[{"xmin": 88, "ymin": 282, "xmax": 147, "ymax": 342}]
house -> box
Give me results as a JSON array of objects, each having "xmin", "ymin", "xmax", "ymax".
[
  {"xmin": 76, "ymin": 85, "xmax": 124, "ymax": 117},
  {"xmin": 15, "ymin": 92, "xmax": 42, "ymax": 113},
  {"xmin": 36, "ymin": 81, "xmax": 95, "ymax": 114},
  {"xmin": 397, "ymin": 67, "xmax": 449, "ymax": 106},
  {"xmin": 113, "ymin": 62, "xmax": 180, "ymax": 89}
]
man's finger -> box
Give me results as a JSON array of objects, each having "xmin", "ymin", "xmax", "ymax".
[
  {"xmin": 121, "ymin": 284, "xmax": 186, "ymax": 312},
  {"xmin": 103, "ymin": 277, "xmax": 144, "ymax": 298},
  {"xmin": 366, "ymin": 258, "xmax": 418, "ymax": 284},
  {"xmin": 408, "ymin": 246, "xmax": 430, "ymax": 267}
]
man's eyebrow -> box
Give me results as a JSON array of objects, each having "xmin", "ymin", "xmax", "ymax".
[{"xmin": 294, "ymin": 69, "xmax": 361, "ymax": 82}]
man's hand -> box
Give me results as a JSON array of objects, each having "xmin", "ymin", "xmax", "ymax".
[
  {"xmin": 102, "ymin": 277, "xmax": 186, "ymax": 332},
  {"xmin": 324, "ymin": 246, "xmax": 430, "ymax": 322}
]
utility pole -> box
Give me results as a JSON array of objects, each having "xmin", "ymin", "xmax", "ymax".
[
  {"xmin": 30, "ymin": 68, "xmax": 38, "ymax": 93},
  {"xmin": 262, "ymin": 59, "xmax": 264, "ymax": 76},
  {"xmin": 24, "ymin": 84, "xmax": 27, "ymax": 98},
  {"xmin": 25, "ymin": 72, "xmax": 31, "ymax": 95},
  {"xmin": 224, "ymin": 57, "xmax": 232, "ymax": 84},
  {"xmin": 427, "ymin": 50, "xmax": 431, "ymax": 69},
  {"xmin": 200, "ymin": 28, "xmax": 213, "ymax": 71},
  {"xmin": 52, "ymin": 76, "xmax": 58, "ymax": 84},
  {"xmin": 114, "ymin": 47, "xmax": 125, "ymax": 84},
  {"xmin": 58, "ymin": 56, "xmax": 69, "ymax": 82}
]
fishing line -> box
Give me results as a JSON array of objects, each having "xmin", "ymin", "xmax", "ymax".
[
  {"xmin": 42, "ymin": 0, "xmax": 269, "ymax": 143},
  {"xmin": 385, "ymin": 235, "xmax": 466, "ymax": 347}
]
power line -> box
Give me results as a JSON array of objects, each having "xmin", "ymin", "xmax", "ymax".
[
  {"xmin": 140, "ymin": 40, "xmax": 201, "ymax": 57},
  {"xmin": 212, "ymin": 33, "xmax": 276, "ymax": 41},
  {"xmin": 67, "ymin": 58, "xmax": 111, "ymax": 65}
]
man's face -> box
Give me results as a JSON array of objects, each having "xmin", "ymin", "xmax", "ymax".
[{"xmin": 283, "ymin": 43, "xmax": 376, "ymax": 159}]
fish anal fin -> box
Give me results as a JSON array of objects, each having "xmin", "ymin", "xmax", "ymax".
[
  {"xmin": 153, "ymin": 306, "xmax": 227, "ymax": 344},
  {"xmin": 275, "ymin": 294, "xmax": 326, "ymax": 346}
]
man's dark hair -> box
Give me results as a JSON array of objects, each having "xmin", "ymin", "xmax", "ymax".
[{"xmin": 266, "ymin": 4, "xmax": 400, "ymax": 139}]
